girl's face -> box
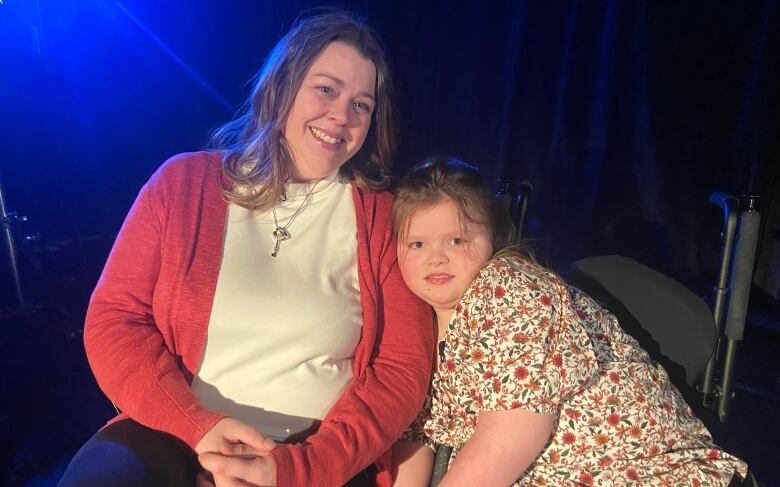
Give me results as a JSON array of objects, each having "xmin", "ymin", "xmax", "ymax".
[
  {"xmin": 398, "ymin": 199, "xmax": 493, "ymax": 317},
  {"xmin": 283, "ymin": 41, "xmax": 377, "ymax": 182}
]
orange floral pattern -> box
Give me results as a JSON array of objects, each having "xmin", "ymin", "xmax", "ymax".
[{"xmin": 404, "ymin": 257, "xmax": 747, "ymax": 486}]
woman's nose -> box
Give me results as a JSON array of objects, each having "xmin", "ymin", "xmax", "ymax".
[{"xmin": 327, "ymin": 100, "xmax": 350, "ymax": 125}]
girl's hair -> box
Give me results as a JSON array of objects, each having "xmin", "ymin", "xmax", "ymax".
[
  {"xmin": 211, "ymin": 9, "xmax": 395, "ymax": 211},
  {"xmin": 392, "ymin": 156, "xmax": 525, "ymax": 260}
]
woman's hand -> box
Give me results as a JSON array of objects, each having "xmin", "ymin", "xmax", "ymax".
[
  {"xmin": 198, "ymin": 451, "xmax": 277, "ymax": 487},
  {"xmin": 195, "ymin": 417, "xmax": 277, "ymax": 486},
  {"xmin": 195, "ymin": 417, "xmax": 276, "ymax": 455}
]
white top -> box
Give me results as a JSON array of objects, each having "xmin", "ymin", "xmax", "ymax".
[{"xmin": 191, "ymin": 171, "xmax": 362, "ymax": 441}]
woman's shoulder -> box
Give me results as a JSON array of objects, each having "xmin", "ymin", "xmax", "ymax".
[
  {"xmin": 351, "ymin": 188, "xmax": 394, "ymax": 230},
  {"xmin": 140, "ymin": 151, "xmax": 225, "ymax": 210},
  {"xmin": 352, "ymin": 186, "xmax": 393, "ymax": 208},
  {"xmin": 152, "ymin": 150, "xmax": 222, "ymax": 184}
]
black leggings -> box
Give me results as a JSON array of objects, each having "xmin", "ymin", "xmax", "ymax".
[
  {"xmin": 58, "ymin": 419, "xmax": 199, "ymax": 487},
  {"xmin": 57, "ymin": 419, "xmax": 376, "ymax": 487}
]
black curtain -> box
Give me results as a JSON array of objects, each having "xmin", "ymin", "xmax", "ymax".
[
  {"xmin": 386, "ymin": 0, "xmax": 779, "ymax": 283},
  {"xmin": 1, "ymin": 0, "xmax": 779, "ymax": 482},
  {"xmin": 0, "ymin": 0, "xmax": 778, "ymax": 306}
]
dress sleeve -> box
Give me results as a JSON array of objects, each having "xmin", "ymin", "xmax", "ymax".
[
  {"xmin": 400, "ymin": 394, "xmax": 436, "ymax": 451},
  {"xmin": 460, "ymin": 260, "xmax": 598, "ymax": 417}
]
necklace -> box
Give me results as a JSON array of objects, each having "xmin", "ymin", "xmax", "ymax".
[{"xmin": 270, "ymin": 180, "xmax": 319, "ymax": 257}]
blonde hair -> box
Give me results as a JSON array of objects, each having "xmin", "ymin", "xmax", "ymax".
[
  {"xmin": 211, "ymin": 9, "xmax": 395, "ymax": 211},
  {"xmin": 392, "ymin": 157, "xmax": 527, "ymax": 260}
]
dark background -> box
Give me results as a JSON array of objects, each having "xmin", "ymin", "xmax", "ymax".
[{"xmin": 1, "ymin": 0, "xmax": 778, "ymax": 485}]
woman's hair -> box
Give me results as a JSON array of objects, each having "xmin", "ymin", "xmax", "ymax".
[
  {"xmin": 392, "ymin": 156, "xmax": 525, "ymax": 260},
  {"xmin": 211, "ymin": 9, "xmax": 395, "ymax": 211}
]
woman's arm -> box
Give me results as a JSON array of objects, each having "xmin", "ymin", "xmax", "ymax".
[
  {"xmin": 439, "ymin": 408, "xmax": 554, "ymax": 487},
  {"xmin": 392, "ymin": 441, "xmax": 434, "ymax": 487},
  {"xmin": 84, "ymin": 157, "xmax": 226, "ymax": 448},
  {"xmin": 269, "ymin": 193, "xmax": 436, "ymax": 487}
]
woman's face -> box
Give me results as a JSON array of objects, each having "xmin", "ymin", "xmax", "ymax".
[
  {"xmin": 283, "ymin": 41, "xmax": 377, "ymax": 182},
  {"xmin": 397, "ymin": 199, "xmax": 493, "ymax": 316}
]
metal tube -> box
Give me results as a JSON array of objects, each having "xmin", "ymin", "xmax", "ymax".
[
  {"xmin": 0, "ymin": 175, "xmax": 25, "ymax": 312},
  {"xmin": 718, "ymin": 338, "xmax": 739, "ymax": 422},
  {"xmin": 431, "ymin": 445, "xmax": 453, "ymax": 486},
  {"xmin": 515, "ymin": 181, "xmax": 533, "ymax": 240},
  {"xmin": 700, "ymin": 193, "xmax": 738, "ymax": 403}
]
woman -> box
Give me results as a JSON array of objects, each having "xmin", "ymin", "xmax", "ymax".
[{"xmin": 59, "ymin": 10, "xmax": 433, "ymax": 487}]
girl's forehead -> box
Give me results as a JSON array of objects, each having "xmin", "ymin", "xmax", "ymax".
[
  {"xmin": 407, "ymin": 198, "xmax": 457, "ymax": 221},
  {"xmin": 407, "ymin": 199, "xmax": 483, "ymax": 232}
]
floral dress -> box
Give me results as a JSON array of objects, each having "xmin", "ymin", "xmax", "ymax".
[{"xmin": 404, "ymin": 257, "xmax": 747, "ymax": 486}]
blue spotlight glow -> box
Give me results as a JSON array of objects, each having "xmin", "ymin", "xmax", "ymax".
[{"xmin": 110, "ymin": 0, "xmax": 234, "ymax": 113}]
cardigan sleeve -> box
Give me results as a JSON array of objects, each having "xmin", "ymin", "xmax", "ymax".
[
  {"xmin": 83, "ymin": 162, "xmax": 225, "ymax": 448},
  {"xmin": 270, "ymin": 193, "xmax": 436, "ymax": 487}
]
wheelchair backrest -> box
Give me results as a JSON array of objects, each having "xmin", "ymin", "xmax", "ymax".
[{"xmin": 561, "ymin": 255, "xmax": 717, "ymax": 391}]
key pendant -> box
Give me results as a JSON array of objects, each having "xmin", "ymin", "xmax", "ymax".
[{"xmin": 271, "ymin": 227, "xmax": 291, "ymax": 257}]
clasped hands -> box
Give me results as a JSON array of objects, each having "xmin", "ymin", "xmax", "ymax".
[{"xmin": 195, "ymin": 417, "xmax": 278, "ymax": 487}]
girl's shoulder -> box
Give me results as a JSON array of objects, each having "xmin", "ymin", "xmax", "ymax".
[
  {"xmin": 471, "ymin": 256, "xmax": 569, "ymax": 301},
  {"xmin": 478, "ymin": 255, "xmax": 562, "ymax": 286}
]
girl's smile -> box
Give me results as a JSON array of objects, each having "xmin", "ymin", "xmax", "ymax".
[{"xmin": 425, "ymin": 273, "xmax": 455, "ymax": 285}]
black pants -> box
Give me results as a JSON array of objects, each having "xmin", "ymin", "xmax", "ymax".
[
  {"xmin": 57, "ymin": 419, "xmax": 198, "ymax": 487},
  {"xmin": 58, "ymin": 419, "xmax": 375, "ymax": 487}
]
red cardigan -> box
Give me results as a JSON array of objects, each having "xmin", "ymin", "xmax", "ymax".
[{"xmin": 84, "ymin": 151, "xmax": 434, "ymax": 487}]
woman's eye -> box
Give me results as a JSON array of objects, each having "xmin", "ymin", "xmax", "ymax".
[
  {"xmin": 317, "ymin": 86, "xmax": 333, "ymax": 96},
  {"xmin": 353, "ymin": 101, "xmax": 373, "ymax": 114}
]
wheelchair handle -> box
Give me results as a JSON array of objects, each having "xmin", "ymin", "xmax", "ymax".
[
  {"xmin": 518, "ymin": 180, "xmax": 534, "ymax": 197},
  {"xmin": 709, "ymin": 192, "xmax": 738, "ymax": 210}
]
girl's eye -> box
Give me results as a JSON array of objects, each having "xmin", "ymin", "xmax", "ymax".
[
  {"xmin": 352, "ymin": 101, "xmax": 373, "ymax": 114},
  {"xmin": 408, "ymin": 241, "xmax": 424, "ymax": 249},
  {"xmin": 450, "ymin": 237, "xmax": 466, "ymax": 246}
]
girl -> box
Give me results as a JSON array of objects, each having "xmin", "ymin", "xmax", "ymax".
[
  {"xmin": 391, "ymin": 157, "xmax": 748, "ymax": 486},
  {"xmin": 59, "ymin": 10, "xmax": 433, "ymax": 487}
]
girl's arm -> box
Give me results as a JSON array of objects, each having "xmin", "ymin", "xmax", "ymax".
[
  {"xmin": 438, "ymin": 408, "xmax": 554, "ymax": 487},
  {"xmin": 392, "ymin": 440, "xmax": 434, "ymax": 487}
]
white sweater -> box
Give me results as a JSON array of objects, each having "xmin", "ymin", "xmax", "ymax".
[{"xmin": 191, "ymin": 171, "xmax": 361, "ymax": 441}]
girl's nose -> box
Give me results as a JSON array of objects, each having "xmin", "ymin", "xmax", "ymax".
[{"xmin": 427, "ymin": 247, "xmax": 449, "ymax": 266}]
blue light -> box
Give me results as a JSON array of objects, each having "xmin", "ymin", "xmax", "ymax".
[{"xmin": 110, "ymin": 0, "xmax": 234, "ymax": 113}]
